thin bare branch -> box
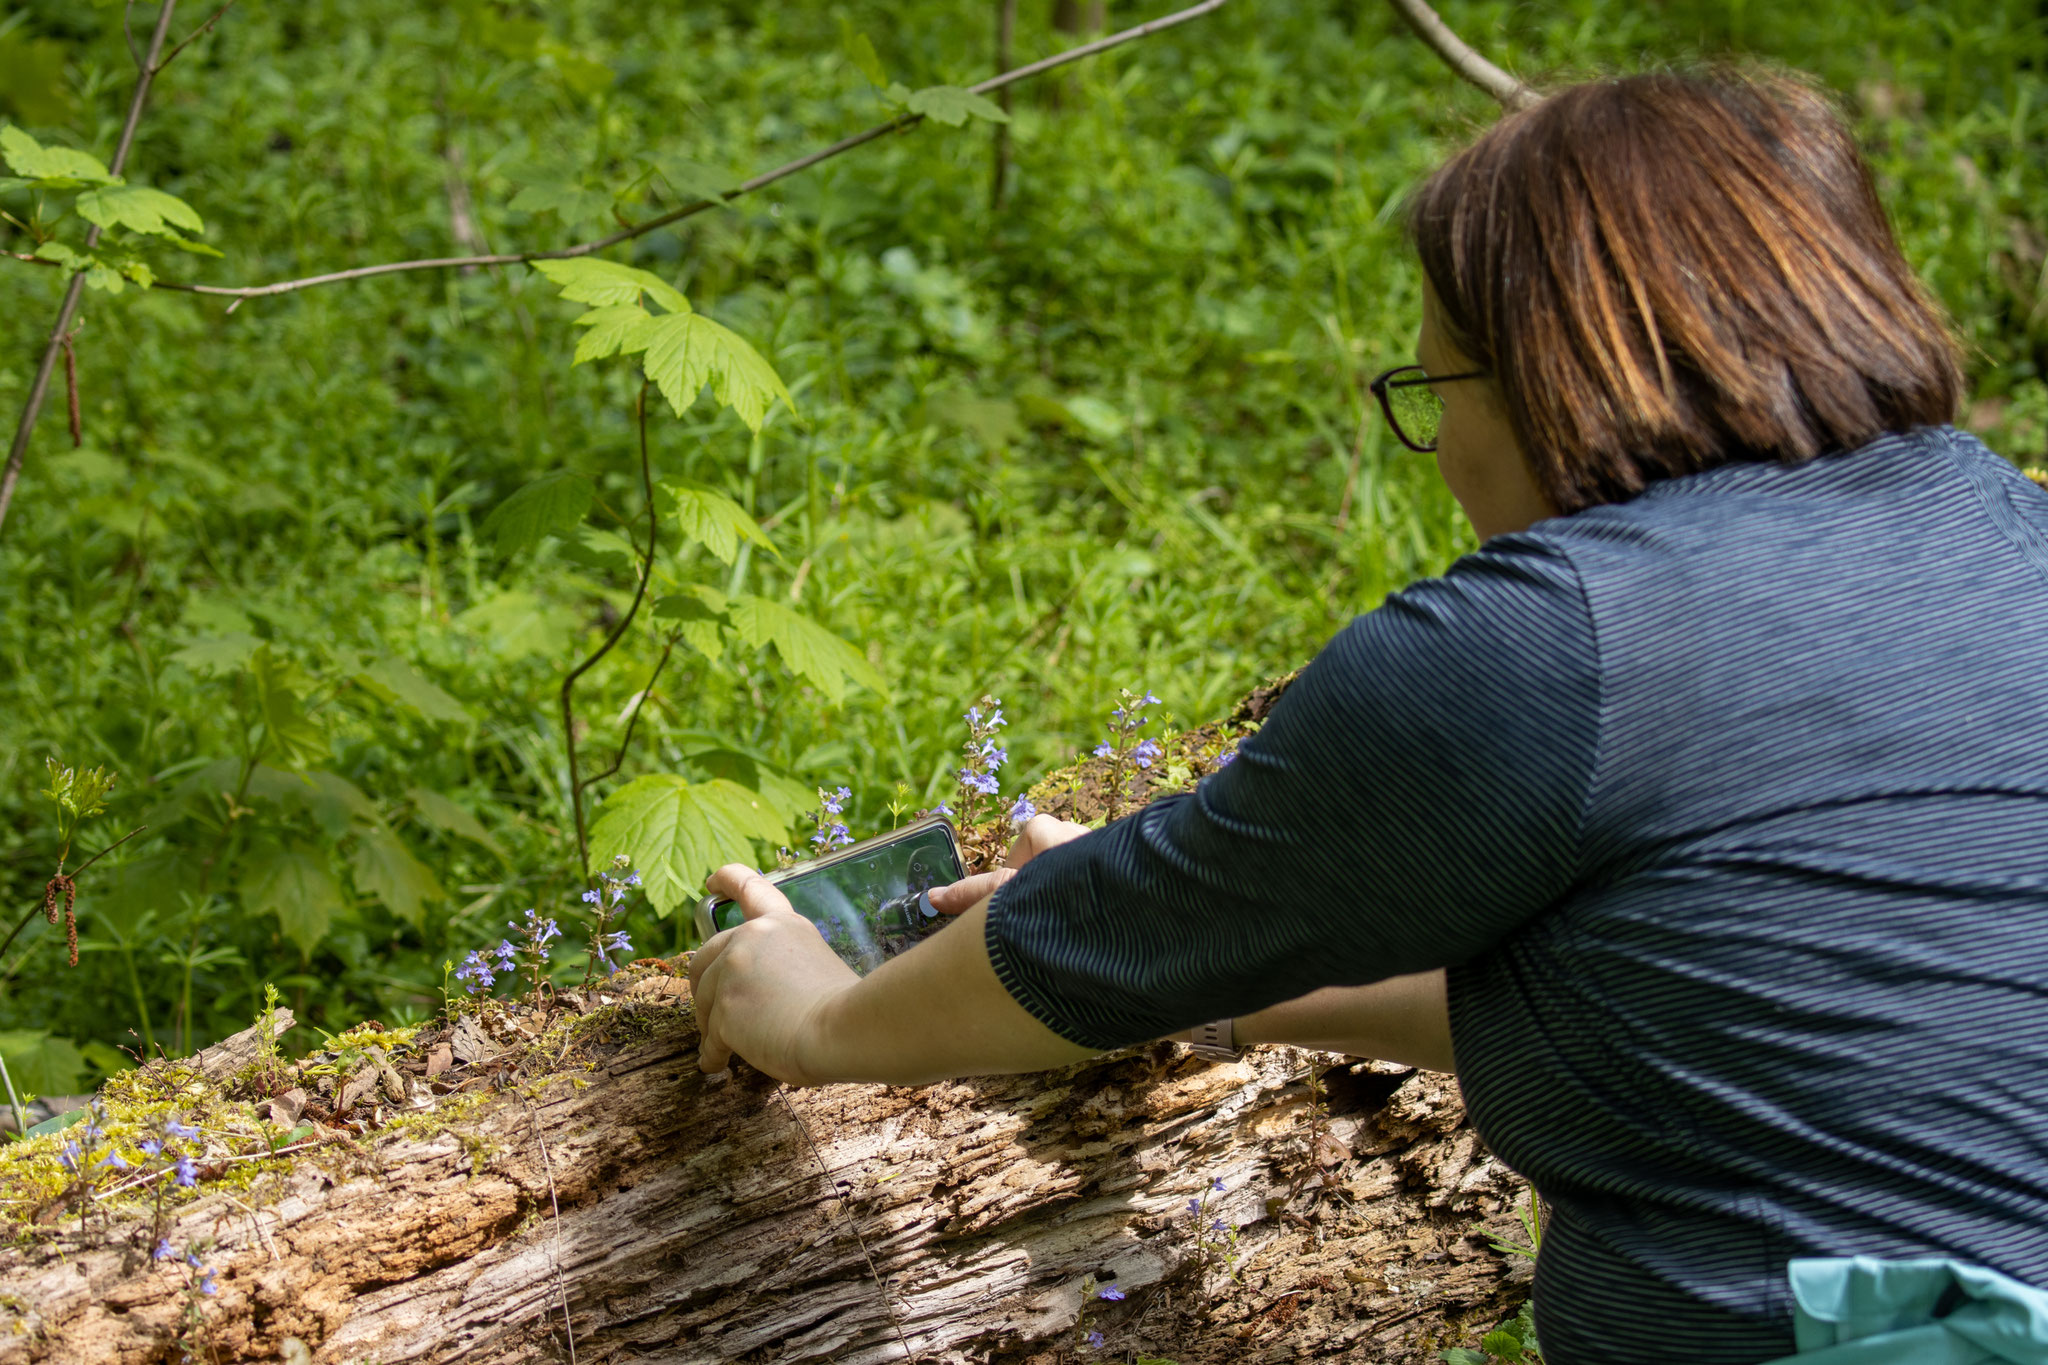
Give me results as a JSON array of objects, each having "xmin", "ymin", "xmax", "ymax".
[
  {"xmin": 0, "ymin": 0, "xmax": 180, "ymax": 541},
  {"xmin": 579, "ymin": 637, "xmax": 677, "ymax": 794},
  {"xmin": 153, "ymin": 0, "xmax": 236, "ymax": 75},
  {"xmin": 561, "ymin": 384, "xmax": 659, "ymax": 879},
  {"xmin": 1383, "ymin": 0, "xmax": 1540, "ymax": 111},
  {"xmin": 103, "ymin": 0, "xmax": 1232, "ymax": 305}
]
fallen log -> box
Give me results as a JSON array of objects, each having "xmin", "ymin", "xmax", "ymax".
[{"xmin": 0, "ymin": 680, "xmax": 1535, "ymax": 1363}]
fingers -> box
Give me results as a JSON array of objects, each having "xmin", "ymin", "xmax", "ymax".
[
  {"xmin": 927, "ymin": 868, "xmax": 1016, "ymax": 915},
  {"xmin": 689, "ymin": 936, "xmax": 732, "ymax": 1076},
  {"xmin": 707, "ymin": 863, "xmax": 797, "ymax": 922},
  {"xmin": 1005, "ymin": 814, "xmax": 1092, "ymax": 869}
]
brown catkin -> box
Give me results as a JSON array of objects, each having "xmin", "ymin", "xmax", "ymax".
[
  {"xmin": 42, "ymin": 877, "xmax": 59, "ymax": 925},
  {"xmin": 63, "ymin": 878, "xmax": 77, "ymax": 967}
]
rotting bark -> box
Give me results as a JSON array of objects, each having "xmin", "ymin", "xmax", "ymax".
[{"xmin": 0, "ymin": 681, "xmax": 1534, "ymax": 1364}]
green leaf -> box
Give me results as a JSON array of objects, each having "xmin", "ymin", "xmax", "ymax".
[
  {"xmin": 727, "ymin": 595, "xmax": 886, "ymax": 704},
  {"xmin": 0, "ymin": 35, "xmax": 76, "ymax": 126},
  {"xmin": 531, "ymin": 257, "xmax": 689, "ymax": 315},
  {"xmin": 641, "ymin": 312, "xmax": 793, "ymax": 431},
  {"xmin": 406, "ymin": 786, "xmax": 506, "ymax": 858},
  {"xmin": 587, "ymin": 775, "xmax": 789, "ymax": 915},
  {"xmin": 845, "ymin": 30, "xmax": 887, "ymax": 87},
  {"xmin": 480, "ymin": 469, "xmax": 593, "ymax": 555},
  {"xmin": 1438, "ymin": 1352, "xmax": 1489, "ymax": 1365},
  {"xmin": 651, "ymin": 589, "xmax": 728, "ymax": 663},
  {"xmin": 355, "ymin": 656, "xmax": 472, "ymax": 724},
  {"xmin": 33, "ymin": 240, "xmax": 79, "ymax": 266},
  {"xmin": 571, "ymin": 303, "xmax": 658, "ymax": 364},
  {"xmin": 167, "ymin": 632, "xmax": 262, "ymax": 676},
  {"xmin": 250, "ymin": 645, "xmax": 329, "ymax": 771},
  {"xmin": 1480, "ymin": 1330, "xmax": 1526, "ymax": 1361},
  {"xmin": 0, "ymin": 1031, "xmax": 86, "ymax": 1097},
  {"xmin": 74, "ymin": 183, "xmax": 205, "ymax": 238},
  {"xmin": 906, "ymin": 85, "xmax": 1010, "ymax": 127},
  {"xmin": 0, "ymin": 126, "xmax": 115, "ymax": 187},
  {"xmin": 81, "ymin": 1041, "xmax": 131, "ymax": 1079},
  {"xmin": 348, "ymin": 826, "xmax": 443, "ymax": 928},
  {"xmin": 242, "ymin": 842, "xmax": 344, "ymax": 958},
  {"xmin": 559, "ymin": 524, "xmax": 639, "ymax": 576},
  {"xmin": 509, "ymin": 180, "xmax": 611, "ymax": 222},
  {"xmin": 83, "ymin": 262, "xmax": 124, "ymax": 293},
  {"xmin": 296, "ymin": 769, "xmax": 378, "ymax": 839},
  {"xmin": 662, "ymin": 481, "xmax": 775, "ymax": 566}
]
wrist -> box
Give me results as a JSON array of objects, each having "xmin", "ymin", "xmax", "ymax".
[{"xmin": 794, "ymin": 979, "xmax": 859, "ymax": 1085}]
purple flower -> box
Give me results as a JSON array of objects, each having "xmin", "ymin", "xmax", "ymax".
[
  {"xmin": 1141, "ymin": 691, "xmax": 1160, "ymax": 706},
  {"xmin": 1008, "ymin": 796, "xmax": 1037, "ymax": 826},
  {"xmin": 198, "ymin": 1268, "xmax": 219, "ymax": 1296},
  {"xmin": 1216, "ymin": 747, "xmax": 1237, "ymax": 768},
  {"xmin": 153, "ymin": 1238, "xmax": 175, "ymax": 1262},
  {"xmin": 965, "ymin": 706, "xmax": 982, "ymax": 725},
  {"xmin": 97, "ymin": 1149, "xmax": 129, "ymax": 1169},
  {"xmin": 988, "ymin": 706, "xmax": 1005, "ymax": 728},
  {"xmin": 139, "ymin": 1138, "xmax": 163, "ymax": 1157},
  {"xmin": 184, "ymin": 1250, "xmax": 203, "ymax": 1269},
  {"xmin": 1210, "ymin": 1177, "xmax": 1226, "ymax": 1192},
  {"xmin": 1097, "ymin": 1285, "xmax": 1125, "ymax": 1301},
  {"xmin": 1187, "ymin": 1199, "xmax": 1201, "ymax": 1215},
  {"xmin": 58, "ymin": 1141, "xmax": 79, "ymax": 1172},
  {"xmin": 928, "ymin": 803, "xmax": 953, "ymax": 817},
  {"xmin": 495, "ymin": 939, "xmax": 517, "ymax": 965},
  {"xmin": 1133, "ymin": 739, "xmax": 1162, "ymax": 769},
  {"xmin": 1085, "ymin": 1330, "xmax": 1104, "ymax": 1348},
  {"xmin": 456, "ymin": 949, "xmax": 497, "ymax": 989},
  {"xmin": 626, "ymin": 870, "xmax": 642, "ymax": 887},
  {"xmin": 163, "ymin": 1118, "xmax": 200, "ymax": 1141},
  {"xmin": 173, "ymin": 1154, "xmax": 199, "ymax": 1188},
  {"xmin": 581, "ymin": 888, "xmax": 601, "ymax": 905},
  {"xmin": 1211, "ymin": 1219, "xmax": 1230, "ymax": 1233},
  {"xmin": 1092, "ymin": 742, "xmax": 1113, "ymax": 759}
]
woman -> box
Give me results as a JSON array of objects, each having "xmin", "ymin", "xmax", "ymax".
[{"xmin": 689, "ymin": 69, "xmax": 2048, "ymax": 1363}]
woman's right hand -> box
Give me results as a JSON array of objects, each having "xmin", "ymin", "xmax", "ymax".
[{"xmin": 926, "ymin": 813, "xmax": 1091, "ymax": 914}]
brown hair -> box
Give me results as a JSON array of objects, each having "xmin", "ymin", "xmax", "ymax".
[{"xmin": 1408, "ymin": 68, "xmax": 1963, "ymax": 515}]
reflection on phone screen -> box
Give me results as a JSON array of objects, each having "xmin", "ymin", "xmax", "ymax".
[{"xmin": 712, "ymin": 824, "xmax": 963, "ymax": 973}]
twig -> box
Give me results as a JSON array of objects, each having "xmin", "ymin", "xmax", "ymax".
[
  {"xmin": 578, "ymin": 636, "xmax": 676, "ymax": 792},
  {"xmin": 560, "ymin": 384, "xmax": 658, "ymax": 878},
  {"xmin": 78, "ymin": 0, "xmax": 1232, "ymax": 307},
  {"xmin": 153, "ymin": 0, "xmax": 235, "ymax": 75},
  {"xmin": 1382, "ymin": 0, "xmax": 1540, "ymax": 111},
  {"xmin": 214, "ymin": 1190, "xmax": 281, "ymax": 1262},
  {"xmin": 0, "ymin": 1053, "xmax": 27, "ymax": 1139},
  {"xmin": 0, "ymin": 825, "xmax": 147, "ymax": 964},
  {"xmin": 991, "ymin": 0, "xmax": 1019, "ymax": 210},
  {"xmin": 0, "ymin": 0, "xmax": 181, "ymax": 540},
  {"xmin": 777, "ymin": 1090, "xmax": 919, "ymax": 1363},
  {"xmin": 526, "ymin": 1102, "xmax": 578, "ymax": 1365}
]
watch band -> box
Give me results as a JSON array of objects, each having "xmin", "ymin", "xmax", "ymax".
[{"xmin": 1186, "ymin": 1018, "xmax": 1241, "ymax": 1060}]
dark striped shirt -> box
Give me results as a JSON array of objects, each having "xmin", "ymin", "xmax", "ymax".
[{"xmin": 985, "ymin": 425, "xmax": 2048, "ymax": 1363}]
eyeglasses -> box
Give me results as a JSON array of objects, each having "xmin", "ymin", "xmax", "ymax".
[{"xmin": 1369, "ymin": 364, "xmax": 1488, "ymax": 453}]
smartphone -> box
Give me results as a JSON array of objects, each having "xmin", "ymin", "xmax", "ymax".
[{"xmin": 692, "ymin": 814, "xmax": 967, "ymax": 974}]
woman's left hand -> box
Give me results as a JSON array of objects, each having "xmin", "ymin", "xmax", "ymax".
[{"xmin": 688, "ymin": 864, "xmax": 860, "ymax": 1084}]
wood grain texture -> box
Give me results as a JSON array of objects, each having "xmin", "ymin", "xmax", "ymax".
[{"xmin": 0, "ymin": 999, "xmax": 1530, "ymax": 1363}]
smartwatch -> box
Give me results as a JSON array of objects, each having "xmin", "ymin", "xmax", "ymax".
[{"xmin": 1186, "ymin": 1018, "xmax": 1242, "ymax": 1060}]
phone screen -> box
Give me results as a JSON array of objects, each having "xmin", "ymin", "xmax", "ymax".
[{"xmin": 710, "ymin": 822, "xmax": 965, "ymax": 973}]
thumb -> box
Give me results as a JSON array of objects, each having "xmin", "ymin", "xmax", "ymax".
[{"xmin": 927, "ymin": 867, "xmax": 1016, "ymax": 915}]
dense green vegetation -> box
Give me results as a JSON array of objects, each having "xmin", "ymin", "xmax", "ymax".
[{"xmin": 3, "ymin": 0, "xmax": 2046, "ymax": 1091}]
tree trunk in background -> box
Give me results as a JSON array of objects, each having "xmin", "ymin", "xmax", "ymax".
[{"xmin": 0, "ymin": 998, "xmax": 1531, "ymax": 1363}]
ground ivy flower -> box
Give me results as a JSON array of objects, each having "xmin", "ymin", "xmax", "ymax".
[
  {"xmin": 1086, "ymin": 1330, "xmax": 1105, "ymax": 1348},
  {"xmin": 811, "ymin": 786, "xmax": 856, "ymax": 849},
  {"xmin": 1097, "ymin": 1285, "xmax": 1126, "ymax": 1302},
  {"xmin": 97, "ymin": 1149, "xmax": 128, "ymax": 1169},
  {"xmin": 1009, "ymin": 796, "xmax": 1037, "ymax": 826},
  {"xmin": 164, "ymin": 1118, "xmax": 199, "ymax": 1141},
  {"xmin": 173, "ymin": 1153, "xmax": 199, "ymax": 1188},
  {"xmin": 153, "ymin": 1237, "xmax": 175, "ymax": 1261}
]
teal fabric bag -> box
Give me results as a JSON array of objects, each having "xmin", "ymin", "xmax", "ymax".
[{"xmin": 1758, "ymin": 1258, "xmax": 2048, "ymax": 1365}]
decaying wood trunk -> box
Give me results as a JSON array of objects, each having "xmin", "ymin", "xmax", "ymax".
[
  {"xmin": 0, "ymin": 993, "xmax": 1530, "ymax": 1364},
  {"xmin": 1, "ymin": 679, "xmax": 1535, "ymax": 1362}
]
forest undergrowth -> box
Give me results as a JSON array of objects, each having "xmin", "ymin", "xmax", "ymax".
[{"xmin": 3, "ymin": 0, "xmax": 2048, "ymax": 1111}]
